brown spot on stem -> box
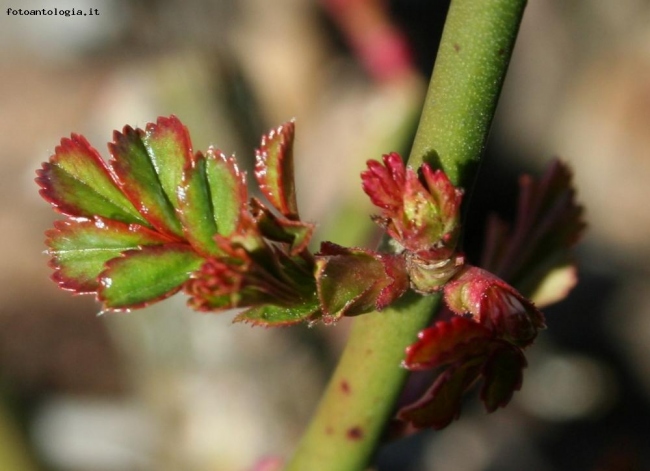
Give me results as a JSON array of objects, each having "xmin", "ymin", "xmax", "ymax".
[
  {"xmin": 347, "ymin": 426, "xmax": 364, "ymax": 441},
  {"xmin": 325, "ymin": 426, "xmax": 333, "ymax": 435},
  {"xmin": 453, "ymin": 43, "xmax": 461, "ymax": 52},
  {"xmin": 498, "ymin": 48, "xmax": 505, "ymax": 56},
  {"xmin": 340, "ymin": 379, "xmax": 351, "ymax": 394}
]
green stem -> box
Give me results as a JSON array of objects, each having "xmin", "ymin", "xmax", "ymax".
[
  {"xmin": 410, "ymin": 0, "xmax": 527, "ymax": 182},
  {"xmin": 284, "ymin": 1, "xmax": 527, "ymax": 469}
]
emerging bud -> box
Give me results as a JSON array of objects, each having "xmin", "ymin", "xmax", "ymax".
[
  {"xmin": 184, "ymin": 237, "xmax": 320, "ymax": 325},
  {"xmin": 398, "ymin": 160, "xmax": 583, "ymax": 432},
  {"xmin": 444, "ymin": 266, "xmax": 545, "ymax": 347},
  {"xmin": 315, "ymin": 242, "xmax": 409, "ymax": 322},
  {"xmin": 361, "ymin": 154, "xmax": 465, "ymax": 292},
  {"xmin": 406, "ymin": 252, "xmax": 465, "ymax": 294},
  {"xmin": 361, "ymin": 153, "xmax": 463, "ymax": 255}
]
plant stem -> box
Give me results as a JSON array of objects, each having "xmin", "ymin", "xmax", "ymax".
[
  {"xmin": 284, "ymin": 1, "xmax": 527, "ymax": 469},
  {"xmin": 410, "ymin": 0, "xmax": 526, "ymax": 182}
]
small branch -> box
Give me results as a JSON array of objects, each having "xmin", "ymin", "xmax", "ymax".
[
  {"xmin": 286, "ymin": 292, "xmax": 439, "ymax": 470},
  {"xmin": 284, "ymin": 1, "xmax": 527, "ymax": 469}
]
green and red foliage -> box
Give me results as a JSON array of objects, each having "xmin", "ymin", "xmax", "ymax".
[{"xmin": 37, "ymin": 115, "xmax": 583, "ymax": 430}]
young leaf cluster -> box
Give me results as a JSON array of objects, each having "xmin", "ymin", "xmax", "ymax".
[{"xmin": 37, "ymin": 116, "xmax": 583, "ymax": 429}]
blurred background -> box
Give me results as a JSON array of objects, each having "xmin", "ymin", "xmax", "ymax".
[{"xmin": 1, "ymin": 0, "xmax": 650, "ymax": 469}]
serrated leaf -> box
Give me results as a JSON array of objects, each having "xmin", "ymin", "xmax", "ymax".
[
  {"xmin": 36, "ymin": 134, "xmax": 147, "ymax": 225},
  {"xmin": 480, "ymin": 345, "xmax": 526, "ymax": 412},
  {"xmin": 177, "ymin": 152, "xmax": 219, "ymax": 255},
  {"xmin": 108, "ymin": 125, "xmax": 183, "ymax": 238},
  {"xmin": 205, "ymin": 148, "xmax": 247, "ymax": 236},
  {"xmin": 234, "ymin": 301, "xmax": 321, "ymax": 326},
  {"xmin": 98, "ymin": 243, "xmax": 203, "ymax": 309},
  {"xmin": 398, "ymin": 362, "xmax": 481, "ymax": 430},
  {"xmin": 143, "ymin": 115, "xmax": 193, "ymax": 210},
  {"xmin": 46, "ymin": 217, "xmax": 173, "ymax": 293},
  {"xmin": 404, "ymin": 317, "xmax": 493, "ymax": 371},
  {"xmin": 255, "ymin": 121, "xmax": 298, "ymax": 218}
]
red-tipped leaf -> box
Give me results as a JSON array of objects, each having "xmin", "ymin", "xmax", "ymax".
[
  {"xmin": 98, "ymin": 244, "xmax": 203, "ymax": 310},
  {"xmin": 176, "ymin": 152, "xmax": 219, "ymax": 255},
  {"xmin": 255, "ymin": 120, "xmax": 299, "ymax": 218},
  {"xmin": 142, "ymin": 115, "xmax": 193, "ymax": 210},
  {"xmin": 46, "ymin": 217, "xmax": 174, "ymax": 293},
  {"xmin": 36, "ymin": 134, "xmax": 147, "ymax": 225},
  {"xmin": 108, "ymin": 125, "xmax": 184, "ymax": 238},
  {"xmin": 204, "ymin": 148, "xmax": 247, "ymax": 236}
]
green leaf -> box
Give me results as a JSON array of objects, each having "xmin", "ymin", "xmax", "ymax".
[
  {"xmin": 234, "ymin": 301, "xmax": 321, "ymax": 326},
  {"xmin": 36, "ymin": 134, "xmax": 147, "ymax": 225},
  {"xmin": 109, "ymin": 125, "xmax": 183, "ymax": 238},
  {"xmin": 204, "ymin": 148, "xmax": 247, "ymax": 236},
  {"xmin": 46, "ymin": 217, "xmax": 173, "ymax": 293},
  {"xmin": 255, "ymin": 121, "xmax": 299, "ymax": 218},
  {"xmin": 143, "ymin": 115, "xmax": 193, "ymax": 210},
  {"xmin": 177, "ymin": 152, "xmax": 219, "ymax": 255},
  {"xmin": 98, "ymin": 243, "xmax": 204, "ymax": 310}
]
